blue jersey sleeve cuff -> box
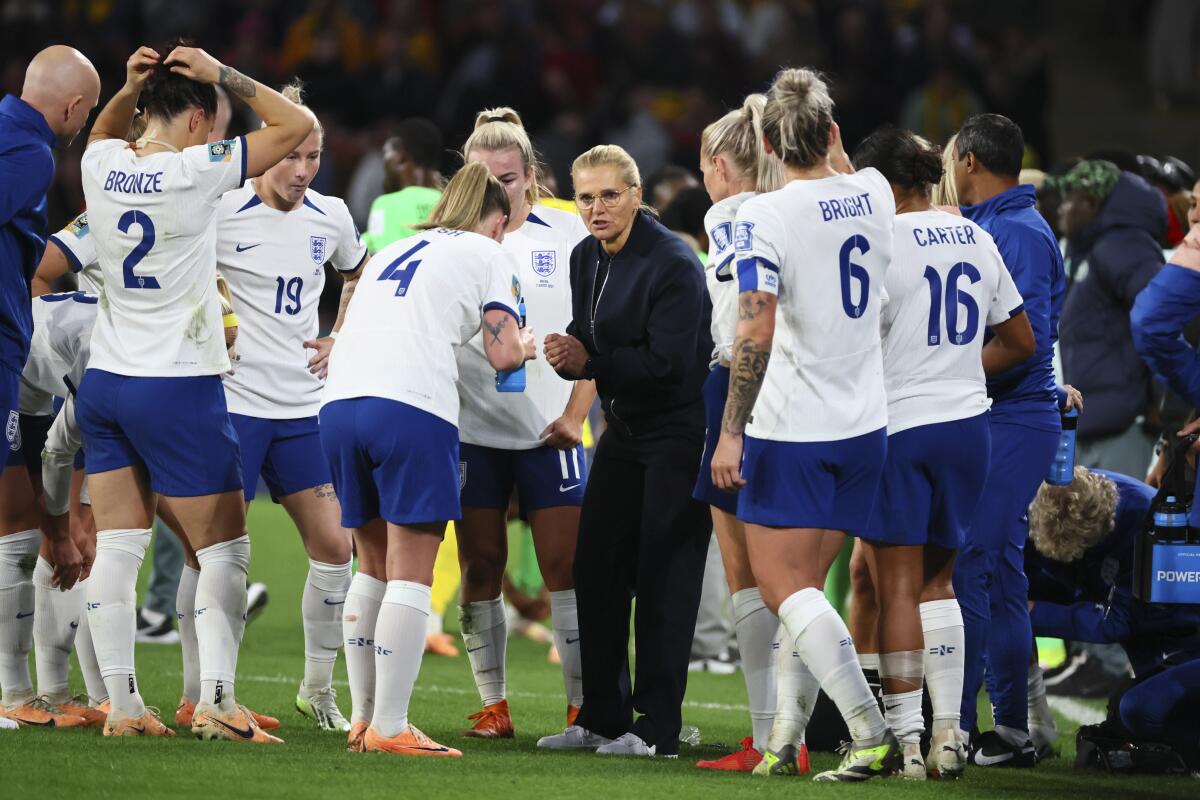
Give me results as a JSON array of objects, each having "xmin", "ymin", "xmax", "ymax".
[
  {"xmin": 1008, "ymin": 302, "xmax": 1025, "ymax": 319},
  {"xmin": 713, "ymin": 252, "xmax": 736, "ymax": 283},
  {"xmin": 48, "ymin": 235, "xmax": 82, "ymax": 273},
  {"xmin": 238, "ymin": 135, "xmax": 248, "ymax": 186},
  {"xmin": 482, "ymin": 301, "xmax": 520, "ymax": 323}
]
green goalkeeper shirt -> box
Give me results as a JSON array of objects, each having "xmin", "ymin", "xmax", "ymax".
[{"xmin": 363, "ymin": 185, "xmax": 442, "ymax": 253}]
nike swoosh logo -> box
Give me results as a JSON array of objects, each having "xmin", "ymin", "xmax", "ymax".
[
  {"xmin": 204, "ymin": 714, "xmax": 255, "ymax": 740},
  {"xmin": 323, "ymin": 599, "xmax": 345, "ymax": 606},
  {"xmin": 69, "ymin": 621, "xmax": 79, "ymax": 629},
  {"xmin": 558, "ymin": 484, "xmax": 580, "ymax": 493},
  {"xmin": 466, "ymin": 645, "xmax": 489, "ymax": 653},
  {"xmin": 565, "ymin": 637, "xmax": 580, "ymax": 644},
  {"xmin": 399, "ymin": 744, "xmax": 452, "ymax": 753},
  {"xmin": 15, "ymin": 611, "xmax": 33, "ymax": 619},
  {"xmin": 129, "ymin": 725, "xmax": 146, "ymax": 734},
  {"xmin": 235, "ymin": 243, "xmax": 262, "ymax": 252},
  {"xmin": 885, "ymin": 704, "xmax": 900, "ymax": 711}
]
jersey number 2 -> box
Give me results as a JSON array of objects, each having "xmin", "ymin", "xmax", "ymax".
[
  {"xmin": 378, "ymin": 239, "xmax": 429, "ymax": 297},
  {"xmin": 923, "ymin": 262, "xmax": 981, "ymax": 346},
  {"xmin": 117, "ymin": 210, "xmax": 159, "ymax": 289}
]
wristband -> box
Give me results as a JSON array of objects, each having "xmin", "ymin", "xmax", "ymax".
[{"xmin": 329, "ymin": 330, "xmax": 339, "ymax": 340}]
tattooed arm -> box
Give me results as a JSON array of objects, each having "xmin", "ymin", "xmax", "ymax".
[
  {"xmin": 163, "ymin": 45, "xmax": 315, "ymax": 178},
  {"xmin": 711, "ymin": 290, "xmax": 777, "ymax": 491},
  {"xmin": 481, "ymin": 308, "xmax": 534, "ymax": 372}
]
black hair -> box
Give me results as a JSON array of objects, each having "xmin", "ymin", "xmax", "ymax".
[
  {"xmin": 141, "ymin": 38, "xmax": 218, "ymax": 122},
  {"xmin": 660, "ymin": 186, "xmax": 712, "ymax": 240},
  {"xmin": 645, "ymin": 164, "xmax": 697, "ymax": 205},
  {"xmin": 955, "ymin": 113, "xmax": 1024, "ymax": 178},
  {"xmin": 852, "ymin": 127, "xmax": 943, "ymax": 193},
  {"xmin": 394, "ymin": 117, "xmax": 443, "ymax": 171}
]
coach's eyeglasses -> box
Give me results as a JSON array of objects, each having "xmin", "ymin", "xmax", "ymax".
[{"xmin": 575, "ymin": 185, "xmax": 637, "ymax": 210}]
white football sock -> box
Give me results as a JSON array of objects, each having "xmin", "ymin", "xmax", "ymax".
[
  {"xmin": 372, "ymin": 581, "xmax": 430, "ymax": 737},
  {"xmin": 1028, "ymin": 663, "xmax": 1054, "ymax": 729},
  {"xmin": 86, "ymin": 528, "xmax": 151, "ymax": 718},
  {"xmin": 858, "ymin": 652, "xmax": 880, "ymax": 671},
  {"xmin": 196, "ymin": 535, "xmax": 249, "ymax": 710},
  {"xmin": 768, "ymin": 622, "xmax": 821, "ymax": 751},
  {"xmin": 73, "ymin": 588, "xmax": 108, "ymax": 706},
  {"xmin": 778, "ymin": 588, "xmax": 886, "ymax": 747},
  {"xmin": 0, "ymin": 529, "xmax": 39, "ymax": 707},
  {"xmin": 549, "ymin": 589, "xmax": 583, "ymax": 707},
  {"xmin": 33, "ymin": 556, "xmax": 82, "ymax": 704},
  {"xmin": 301, "ymin": 559, "xmax": 351, "ymax": 694},
  {"xmin": 732, "ymin": 587, "xmax": 778, "ymax": 752},
  {"xmin": 920, "ymin": 599, "xmax": 965, "ymax": 734},
  {"xmin": 176, "ymin": 565, "xmax": 201, "ymax": 702},
  {"xmin": 880, "ymin": 649, "xmax": 924, "ymax": 745},
  {"xmin": 344, "ymin": 572, "xmax": 385, "ymax": 725},
  {"xmin": 459, "ymin": 595, "xmax": 507, "ymax": 706}
]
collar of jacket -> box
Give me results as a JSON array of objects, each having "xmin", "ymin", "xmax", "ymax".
[
  {"xmin": 1068, "ymin": 171, "xmax": 1168, "ymax": 255},
  {"xmin": 961, "ymin": 182, "xmax": 1037, "ymax": 224},
  {"xmin": 0, "ymin": 95, "xmax": 55, "ymax": 149},
  {"xmin": 589, "ymin": 209, "xmax": 662, "ymax": 260}
]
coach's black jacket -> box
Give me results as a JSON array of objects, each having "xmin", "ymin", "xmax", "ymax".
[{"xmin": 565, "ymin": 210, "xmax": 712, "ymax": 439}]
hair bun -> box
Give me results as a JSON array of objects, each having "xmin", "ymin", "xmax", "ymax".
[
  {"xmin": 280, "ymin": 80, "xmax": 306, "ymax": 105},
  {"xmin": 474, "ymin": 106, "xmax": 523, "ymax": 130}
]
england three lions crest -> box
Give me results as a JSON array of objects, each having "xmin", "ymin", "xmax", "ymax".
[
  {"xmin": 309, "ymin": 235, "xmax": 328, "ymax": 264},
  {"xmin": 532, "ymin": 250, "xmax": 556, "ymax": 277}
]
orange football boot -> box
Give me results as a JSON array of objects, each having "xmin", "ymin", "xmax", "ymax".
[
  {"xmin": 103, "ymin": 707, "xmax": 175, "ymax": 737},
  {"xmin": 1, "ymin": 697, "xmax": 88, "ymax": 728},
  {"xmin": 697, "ymin": 736, "xmax": 764, "ymax": 771},
  {"xmin": 177, "ymin": 696, "xmax": 279, "ymax": 730},
  {"xmin": 53, "ymin": 696, "xmax": 106, "ymax": 727},
  {"xmin": 464, "ymin": 699, "xmax": 514, "ymax": 739},
  {"xmin": 347, "ymin": 720, "xmax": 368, "ymax": 751},
  {"xmin": 363, "ymin": 724, "xmax": 462, "ymax": 757},
  {"xmin": 192, "ymin": 703, "xmax": 284, "ymax": 744},
  {"xmin": 424, "ymin": 632, "xmax": 460, "ymax": 657}
]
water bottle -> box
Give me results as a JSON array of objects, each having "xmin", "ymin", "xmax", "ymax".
[
  {"xmin": 495, "ymin": 297, "xmax": 527, "ymax": 393},
  {"xmin": 1047, "ymin": 407, "xmax": 1079, "ymax": 486},
  {"xmin": 1153, "ymin": 495, "xmax": 1190, "ymax": 544}
]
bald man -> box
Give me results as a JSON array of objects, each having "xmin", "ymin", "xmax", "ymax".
[{"xmin": 0, "ymin": 45, "xmax": 99, "ymax": 729}]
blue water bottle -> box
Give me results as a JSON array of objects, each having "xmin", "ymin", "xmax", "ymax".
[
  {"xmin": 495, "ymin": 297, "xmax": 527, "ymax": 393},
  {"xmin": 1153, "ymin": 496, "xmax": 1190, "ymax": 544},
  {"xmin": 1047, "ymin": 407, "xmax": 1078, "ymax": 485}
]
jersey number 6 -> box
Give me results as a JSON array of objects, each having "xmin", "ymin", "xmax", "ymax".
[
  {"xmin": 839, "ymin": 234, "xmax": 870, "ymax": 319},
  {"xmin": 117, "ymin": 210, "xmax": 159, "ymax": 289}
]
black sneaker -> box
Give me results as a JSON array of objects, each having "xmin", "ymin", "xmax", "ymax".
[
  {"xmin": 1045, "ymin": 653, "xmax": 1114, "ymax": 698},
  {"xmin": 969, "ymin": 730, "xmax": 1037, "ymax": 768},
  {"xmin": 135, "ymin": 609, "xmax": 180, "ymax": 644},
  {"xmin": 246, "ymin": 582, "xmax": 269, "ymax": 624}
]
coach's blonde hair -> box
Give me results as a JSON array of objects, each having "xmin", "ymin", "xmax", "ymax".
[
  {"xmin": 762, "ymin": 67, "xmax": 834, "ymax": 169},
  {"xmin": 932, "ymin": 134, "xmax": 959, "ymax": 206},
  {"xmin": 417, "ymin": 161, "xmax": 511, "ymax": 233},
  {"xmin": 572, "ymin": 144, "xmax": 656, "ymax": 215},
  {"xmin": 1027, "ymin": 467, "xmax": 1119, "ymax": 563},
  {"xmin": 277, "ymin": 81, "xmax": 323, "ymax": 146},
  {"xmin": 463, "ymin": 107, "xmax": 547, "ymax": 206},
  {"xmin": 701, "ymin": 94, "xmax": 785, "ymax": 194}
]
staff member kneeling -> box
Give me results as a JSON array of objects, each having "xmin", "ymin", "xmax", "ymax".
[{"xmin": 541, "ymin": 145, "xmax": 713, "ymax": 757}]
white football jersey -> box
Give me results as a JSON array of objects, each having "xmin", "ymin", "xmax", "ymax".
[
  {"xmin": 456, "ymin": 205, "xmax": 589, "ymax": 449},
  {"xmin": 217, "ymin": 184, "xmax": 367, "ymax": 418},
  {"xmin": 81, "ymin": 136, "xmax": 247, "ymax": 376},
  {"xmin": 735, "ymin": 168, "xmax": 896, "ymax": 442},
  {"xmin": 881, "ymin": 209, "xmax": 1025, "ymax": 433},
  {"xmin": 47, "ymin": 211, "xmax": 104, "ymax": 293},
  {"xmin": 705, "ymin": 192, "xmax": 754, "ymax": 363},
  {"xmin": 322, "ymin": 227, "xmax": 521, "ymax": 427},
  {"xmin": 19, "ymin": 291, "xmax": 97, "ymax": 414}
]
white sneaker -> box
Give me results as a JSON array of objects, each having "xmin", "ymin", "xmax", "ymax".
[
  {"xmin": 900, "ymin": 742, "xmax": 926, "ymax": 780},
  {"xmin": 536, "ymin": 725, "xmax": 612, "ymax": 751},
  {"xmin": 930, "ymin": 728, "xmax": 967, "ymax": 779},
  {"xmin": 296, "ymin": 686, "xmax": 351, "ymax": 732},
  {"xmin": 596, "ymin": 732, "xmax": 656, "ymax": 757},
  {"xmin": 0, "ymin": 717, "xmax": 17, "ymax": 731}
]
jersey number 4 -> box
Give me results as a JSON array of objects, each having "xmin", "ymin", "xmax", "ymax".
[
  {"xmin": 377, "ymin": 239, "xmax": 429, "ymax": 297},
  {"xmin": 117, "ymin": 210, "xmax": 159, "ymax": 289},
  {"xmin": 923, "ymin": 262, "xmax": 981, "ymax": 346}
]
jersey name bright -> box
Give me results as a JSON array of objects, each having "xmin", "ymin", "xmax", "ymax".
[
  {"xmin": 103, "ymin": 170, "xmax": 164, "ymax": 194},
  {"xmin": 912, "ymin": 224, "xmax": 978, "ymax": 248},
  {"xmin": 818, "ymin": 192, "xmax": 874, "ymax": 222}
]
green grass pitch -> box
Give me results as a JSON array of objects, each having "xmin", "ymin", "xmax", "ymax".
[{"xmin": 2, "ymin": 500, "xmax": 1191, "ymax": 798}]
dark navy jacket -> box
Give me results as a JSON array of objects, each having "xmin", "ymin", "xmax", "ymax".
[
  {"xmin": 962, "ymin": 184, "xmax": 1065, "ymax": 431},
  {"xmin": 0, "ymin": 95, "xmax": 56, "ymax": 375},
  {"xmin": 1061, "ymin": 172, "xmax": 1166, "ymax": 437},
  {"xmin": 566, "ymin": 210, "xmax": 712, "ymax": 439},
  {"xmin": 1028, "ymin": 470, "xmax": 1200, "ymax": 675}
]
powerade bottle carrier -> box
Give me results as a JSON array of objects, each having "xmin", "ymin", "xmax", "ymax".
[
  {"xmin": 1134, "ymin": 434, "xmax": 1200, "ymax": 605},
  {"xmin": 495, "ymin": 297, "xmax": 527, "ymax": 393}
]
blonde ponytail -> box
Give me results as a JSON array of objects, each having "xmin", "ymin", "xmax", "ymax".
[
  {"xmin": 418, "ymin": 161, "xmax": 510, "ymax": 233},
  {"xmin": 762, "ymin": 67, "xmax": 834, "ymax": 168},
  {"xmin": 278, "ymin": 80, "xmax": 323, "ymax": 146},
  {"xmin": 701, "ymin": 93, "xmax": 785, "ymax": 194}
]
